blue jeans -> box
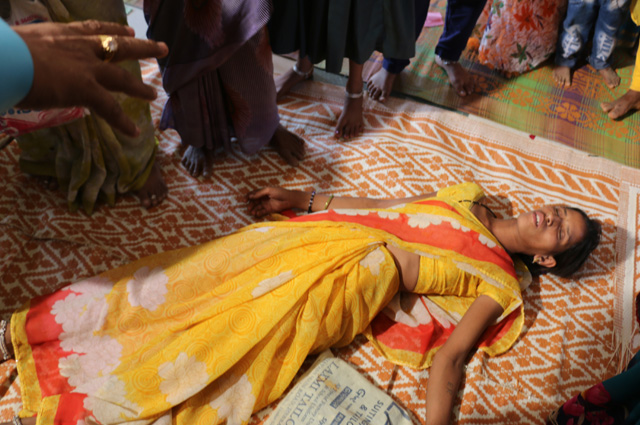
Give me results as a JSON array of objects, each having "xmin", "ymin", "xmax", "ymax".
[
  {"xmin": 383, "ymin": 0, "xmax": 487, "ymax": 74},
  {"xmin": 555, "ymin": 0, "xmax": 631, "ymax": 70}
]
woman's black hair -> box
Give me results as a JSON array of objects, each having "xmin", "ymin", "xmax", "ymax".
[{"xmin": 517, "ymin": 208, "xmax": 601, "ymax": 278}]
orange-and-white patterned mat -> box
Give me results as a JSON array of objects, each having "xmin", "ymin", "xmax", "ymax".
[{"xmin": 0, "ymin": 60, "xmax": 638, "ymax": 424}]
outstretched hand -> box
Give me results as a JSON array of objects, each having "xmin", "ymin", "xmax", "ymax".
[
  {"xmin": 246, "ymin": 187, "xmax": 303, "ymax": 217},
  {"xmin": 13, "ymin": 20, "xmax": 169, "ymax": 137}
]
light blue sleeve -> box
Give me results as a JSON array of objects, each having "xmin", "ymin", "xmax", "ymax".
[{"xmin": 0, "ymin": 20, "xmax": 35, "ymax": 113}]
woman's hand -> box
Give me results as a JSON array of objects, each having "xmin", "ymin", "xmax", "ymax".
[
  {"xmin": 13, "ymin": 20, "xmax": 169, "ymax": 137},
  {"xmin": 246, "ymin": 187, "xmax": 307, "ymax": 217}
]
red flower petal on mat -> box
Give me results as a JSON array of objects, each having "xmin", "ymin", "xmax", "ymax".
[{"xmin": 529, "ymin": 135, "xmax": 535, "ymax": 140}]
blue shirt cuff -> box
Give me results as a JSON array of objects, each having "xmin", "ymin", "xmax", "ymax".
[{"xmin": 0, "ymin": 20, "xmax": 35, "ymax": 113}]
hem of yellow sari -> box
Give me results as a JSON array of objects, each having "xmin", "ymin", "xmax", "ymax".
[
  {"xmin": 12, "ymin": 300, "xmax": 43, "ymax": 417},
  {"xmin": 32, "ymin": 395, "xmax": 60, "ymax": 425},
  {"xmin": 363, "ymin": 307, "xmax": 524, "ymax": 369},
  {"xmin": 362, "ymin": 327, "xmax": 438, "ymax": 370},
  {"xmin": 480, "ymin": 306, "xmax": 525, "ymax": 358}
]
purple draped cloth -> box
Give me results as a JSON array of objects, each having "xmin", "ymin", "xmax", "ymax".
[{"xmin": 144, "ymin": 0, "xmax": 279, "ymax": 155}]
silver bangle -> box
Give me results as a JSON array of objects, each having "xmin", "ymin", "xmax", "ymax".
[
  {"xmin": 12, "ymin": 416, "xmax": 22, "ymax": 425},
  {"xmin": 0, "ymin": 320, "xmax": 11, "ymax": 361},
  {"xmin": 307, "ymin": 190, "xmax": 316, "ymax": 214},
  {"xmin": 345, "ymin": 89, "xmax": 363, "ymax": 99}
]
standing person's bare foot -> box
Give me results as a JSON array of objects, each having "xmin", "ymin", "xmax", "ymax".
[
  {"xmin": 181, "ymin": 145, "xmax": 214, "ymax": 178},
  {"xmin": 37, "ymin": 176, "xmax": 59, "ymax": 190},
  {"xmin": 275, "ymin": 56, "xmax": 313, "ymax": 101},
  {"xmin": 335, "ymin": 94, "xmax": 364, "ymax": 140},
  {"xmin": 435, "ymin": 55, "xmax": 475, "ymax": 97},
  {"xmin": 367, "ymin": 64, "xmax": 396, "ymax": 103},
  {"xmin": 135, "ymin": 161, "xmax": 168, "ymax": 208},
  {"xmin": 270, "ymin": 124, "xmax": 305, "ymax": 166},
  {"xmin": 597, "ymin": 66, "xmax": 621, "ymax": 89},
  {"xmin": 553, "ymin": 66, "xmax": 572, "ymax": 88},
  {"xmin": 601, "ymin": 89, "xmax": 640, "ymax": 119}
]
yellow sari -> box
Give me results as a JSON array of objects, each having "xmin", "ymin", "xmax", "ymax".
[{"xmin": 12, "ymin": 183, "xmax": 525, "ymax": 424}]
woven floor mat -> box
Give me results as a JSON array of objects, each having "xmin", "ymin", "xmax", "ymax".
[
  {"xmin": 357, "ymin": 0, "xmax": 640, "ymax": 169},
  {"xmin": 0, "ymin": 60, "xmax": 638, "ymax": 424}
]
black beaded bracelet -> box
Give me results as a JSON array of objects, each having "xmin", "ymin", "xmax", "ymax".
[{"xmin": 307, "ymin": 190, "xmax": 316, "ymax": 214}]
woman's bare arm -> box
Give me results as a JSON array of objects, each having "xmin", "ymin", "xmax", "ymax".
[
  {"xmin": 246, "ymin": 187, "xmax": 437, "ymax": 217},
  {"xmin": 425, "ymin": 295, "xmax": 503, "ymax": 425}
]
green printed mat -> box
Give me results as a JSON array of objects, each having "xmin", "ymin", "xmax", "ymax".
[{"xmin": 361, "ymin": 2, "xmax": 640, "ymax": 168}]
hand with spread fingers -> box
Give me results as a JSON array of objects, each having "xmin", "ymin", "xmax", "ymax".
[{"xmin": 12, "ymin": 20, "xmax": 168, "ymax": 136}]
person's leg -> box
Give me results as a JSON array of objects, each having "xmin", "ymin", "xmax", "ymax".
[
  {"xmin": 222, "ymin": 28, "xmax": 305, "ymax": 166},
  {"xmin": 600, "ymin": 351, "xmax": 640, "ymax": 423},
  {"xmin": 135, "ymin": 159, "xmax": 168, "ymax": 208},
  {"xmin": 553, "ymin": 0, "xmax": 598, "ymax": 88},
  {"xmin": 601, "ymin": 351, "xmax": 640, "ymax": 403},
  {"xmin": 275, "ymin": 55, "xmax": 314, "ymax": 101},
  {"xmin": 588, "ymin": 0, "xmax": 631, "ymax": 88},
  {"xmin": 433, "ymin": 0, "xmax": 487, "ymax": 96},
  {"xmin": 368, "ymin": 0, "xmax": 431, "ymax": 102},
  {"xmin": 601, "ymin": 42, "xmax": 640, "ymax": 119},
  {"xmin": 269, "ymin": 124, "xmax": 306, "ymax": 167},
  {"xmin": 335, "ymin": 60, "xmax": 365, "ymax": 139}
]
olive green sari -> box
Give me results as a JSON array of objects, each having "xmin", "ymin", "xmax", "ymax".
[{"xmin": 17, "ymin": 0, "xmax": 156, "ymax": 214}]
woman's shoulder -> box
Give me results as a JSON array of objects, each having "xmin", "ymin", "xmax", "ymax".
[{"xmin": 436, "ymin": 182, "xmax": 485, "ymax": 204}]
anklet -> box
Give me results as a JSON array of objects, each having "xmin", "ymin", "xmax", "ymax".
[
  {"xmin": 345, "ymin": 89, "xmax": 363, "ymax": 99},
  {"xmin": 436, "ymin": 54, "xmax": 458, "ymax": 66},
  {"xmin": 292, "ymin": 63, "xmax": 313, "ymax": 79},
  {"xmin": 0, "ymin": 320, "xmax": 11, "ymax": 361}
]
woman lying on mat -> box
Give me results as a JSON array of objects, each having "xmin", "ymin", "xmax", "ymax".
[{"xmin": 0, "ymin": 182, "xmax": 600, "ymax": 425}]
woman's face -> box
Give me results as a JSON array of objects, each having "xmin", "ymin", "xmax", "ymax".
[{"xmin": 516, "ymin": 205, "xmax": 588, "ymax": 257}]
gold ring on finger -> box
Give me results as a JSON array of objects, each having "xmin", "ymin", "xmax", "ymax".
[{"xmin": 98, "ymin": 35, "xmax": 118, "ymax": 63}]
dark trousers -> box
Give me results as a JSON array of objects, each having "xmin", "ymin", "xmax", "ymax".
[{"xmin": 383, "ymin": 0, "xmax": 487, "ymax": 74}]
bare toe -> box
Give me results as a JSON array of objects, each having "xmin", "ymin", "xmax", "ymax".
[
  {"xmin": 135, "ymin": 160, "xmax": 167, "ymax": 209},
  {"xmin": 271, "ymin": 124, "xmax": 305, "ymax": 166},
  {"xmin": 553, "ymin": 66, "xmax": 572, "ymax": 88},
  {"xmin": 435, "ymin": 56, "xmax": 475, "ymax": 97},
  {"xmin": 37, "ymin": 176, "xmax": 59, "ymax": 191},
  {"xmin": 600, "ymin": 101, "xmax": 613, "ymax": 113},
  {"xmin": 602, "ymin": 89, "xmax": 640, "ymax": 120},
  {"xmin": 335, "ymin": 95, "xmax": 364, "ymax": 140},
  {"xmin": 182, "ymin": 145, "xmax": 210, "ymax": 178},
  {"xmin": 367, "ymin": 66, "xmax": 395, "ymax": 103},
  {"xmin": 598, "ymin": 67, "xmax": 620, "ymax": 89}
]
